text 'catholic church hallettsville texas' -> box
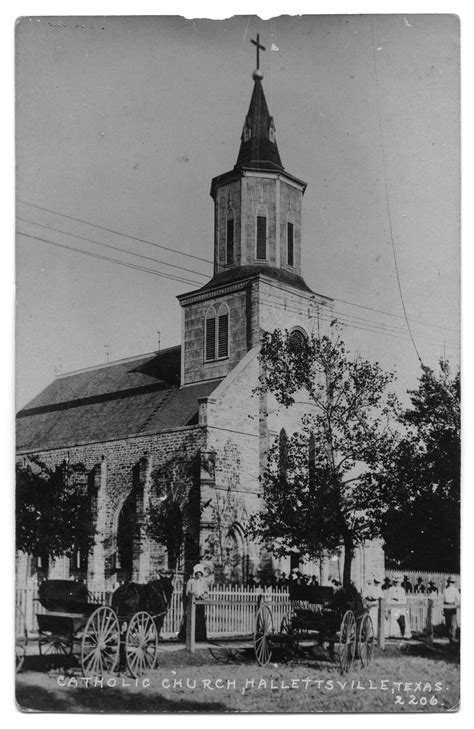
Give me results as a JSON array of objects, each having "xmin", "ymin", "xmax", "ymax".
[{"xmin": 16, "ymin": 43, "xmax": 384, "ymax": 591}]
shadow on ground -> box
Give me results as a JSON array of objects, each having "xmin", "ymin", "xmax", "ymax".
[{"xmin": 16, "ymin": 684, "xmax": 230, "ymax": 714}]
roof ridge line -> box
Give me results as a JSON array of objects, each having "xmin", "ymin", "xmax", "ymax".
[{"xmin": 56, "ymin": 346, "xmax": 181, "ymax": 378}]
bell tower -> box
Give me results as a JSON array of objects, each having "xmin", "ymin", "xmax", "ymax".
[
  {"xmin": 178, "ymin": 37, "xmax": 333, "ymax": 386},
  {"xmin": 210, "ymin": 40, "xmax": 307, "ymax": 279}
]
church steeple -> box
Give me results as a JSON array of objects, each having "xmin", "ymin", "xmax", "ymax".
[
  {"xmin": 209, "ymin": 49, "xmax": 307, "ymax": 280},
  {"xmin": 235, "ymin": 68, "xmax": 283, "ymax": 172},
  {"xmin": 177, "ymin": 38, "xmax": 331, "ymax": 388}
]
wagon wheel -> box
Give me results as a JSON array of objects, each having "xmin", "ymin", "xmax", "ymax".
[
  {"xmin": 15, "ymin": 606, "xmax": 27, "ymax": 672},
  {"xmin": 39, "ymin": 631, "xmax": 73, "ymax": 656},
  {"xmin": 339, "ymin": 610, "xmax": 356, "ymax": 674},
  {"xmin": 254, "ymin": 603, "xmax": 273, "ymax": 666},
  {"xmin": 81, "ymin": 606, "xmax": 120, "ymax": 677},
  {"xmin": 125, "ymin": 611, "xmax": 159, "ymax": 678},
  {"xmin": 358, "ymin": 614, "xmax": 375, "ymax": 667},
  {"xmin": 279, "ymin": 613, "xmax": 298, "ymax": 659}
]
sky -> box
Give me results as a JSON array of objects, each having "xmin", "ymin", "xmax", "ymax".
[{"xmin": 15, "ymin": 13, "xmax": 460, "ymax": 410}]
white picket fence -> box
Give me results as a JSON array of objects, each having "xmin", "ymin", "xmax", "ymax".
[
  {"xmin": 16, "ymin": 585, "xmax": 448, "ymax": 640},
  {"xmin": 15, "ymin": 584, "xmax": 290, "ymax": 639}
]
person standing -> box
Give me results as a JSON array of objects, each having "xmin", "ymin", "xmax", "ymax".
[
  {"xmin": 186, "ymin": 563, "xmax": 209, "ymax": 642},
  {"xmin": 363, "ymin": 576, "xmax": 382, "ymax": 637},
  {"xmin": 386, "ymin": 577, "xmax": 411, "ymax": 638},
  {"xmin": 414, "ymin": 577, "xmax": 426, "ymax": 594},
  {"xmin": 442, "ymin": 576, "xmax": 460, "ymax": 643}
]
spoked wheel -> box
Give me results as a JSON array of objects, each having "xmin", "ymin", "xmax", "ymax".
[
  {"xmin": 339, "ymin": 610, "xmax": 356, "ymax": 674},
  {"xmin": 254, "ymin": 603, "xmax": 273, "ymax": 666},
  {"xmin": 81, "ymin": 606, "xmax": 120, "ymax": 677},
  {"xmin": 208, "ymin": 642, "xmax": 240, "ymax": 664},
  {"xmin": 125, "ymin": 611, "xmax": 159, "ymax": 678},
  {"xmin": 15, "ymin": 606, "xmax": 27, "ymax": 672},
  {"xmin": 38, "ymin": 632, "xmax": 73, "ymax": 657},
  {"xmin": 358, "ymin": 614, "xmax": 375, "ymax": 667},
  {"xmin": 279, "ymin": 613, "xmax": 298, "ymax": 660}
]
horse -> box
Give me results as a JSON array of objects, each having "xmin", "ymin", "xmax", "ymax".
[{"xmin": 111, "ymin": 576, "xmax": 174, "ymax": 634}]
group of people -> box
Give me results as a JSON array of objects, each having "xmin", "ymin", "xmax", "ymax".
[
  {"xmin": 363, "ymin": 574, "xmax": 460, "ymax": 643},
  {"xmin": 246, "ymin": 569, "xmax": 320, "ymax": 589},
  {"xmin": 383, "ymin": 575, "xmax": 441, "ymax": 595}
]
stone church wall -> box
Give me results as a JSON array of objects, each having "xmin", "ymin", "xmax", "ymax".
[
  {"xmin": 17, "ymin": 425, "xmax": 205, "ymax": 590},
  {"xmin": 199, "ymin": 349, "xmax": 262, "ymax": 580},
  {"xmin": 182, "ymin": 288, "xmax": 250, "ymax": 385}
]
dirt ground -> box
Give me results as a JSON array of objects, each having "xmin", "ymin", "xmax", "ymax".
[{"xmin": 15, "ymin": 638, "xmax": 460, "ymax": 714}]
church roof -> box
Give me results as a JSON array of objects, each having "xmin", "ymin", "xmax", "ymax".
[
  {"xmin": 194, "ymin": 265, "xmax": 316, "ymax": 295},
  {"xmin": 235, "ymin": 74, "xmax": 283, "ymax": 172},
  {"xmin": 16, "ymin": 346, "xmax": 221, "ymax": 452}
]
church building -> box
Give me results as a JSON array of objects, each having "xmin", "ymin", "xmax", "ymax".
[{"xmin": 16, "ymin": 44, "xmax": 384, "ymax": 590}]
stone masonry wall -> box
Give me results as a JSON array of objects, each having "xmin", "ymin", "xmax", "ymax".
[
  {"xmin": 200, "ymin": 350, "xmax": 262, "ymax": 580},
  {"xmin": 215, "ymin": 180, "xmax": 241, "ymax": 272},
  {"xmin": 279, "ymin": 180, "xmax": 302, "ymax": 274},
  {"xmin": 17, "ymin": 426, "xmax": 205, "ymax": 590}
]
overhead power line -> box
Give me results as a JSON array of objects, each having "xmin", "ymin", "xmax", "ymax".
[
  {"xmin": 370, "ymin": 18, "xmax": 422, "ymax": 364},
  {"xmin": 17, "ymin": 232, "xmax": 205, "ymax": 287},
  {"xmin": 17, "ymin": 217, "xmax": 210, "ymax": 281},
  {"xmin": 17, "ymin": 199, "xmax": 214, "ymax": 266},
  {"xmin": 17, "ymin": 200, "xmax": 458, "ymax": 337},
  {"xmin": 333, "ymin": 296, "xmax": 459, "ymax": 334},
  {"xmin": 259, "ymin": 294, "xmax": 460, "ymax": 353}
]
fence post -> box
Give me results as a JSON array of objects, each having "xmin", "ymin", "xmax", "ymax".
[
  {"xmin": 427, "ymin": 598, "xmax": 434, "ymax": 644},
  {"xmin": 378, "ymin": 597, "xmax": 385, "ymax": 650},
  {"xmin": 185, "ymin": 594, "xmax": 196, "ymax": 653}
]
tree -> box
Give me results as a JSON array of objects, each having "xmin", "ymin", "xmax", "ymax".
[
  {"xmin": 250, "ymin": 326, "xmax": 398, "ymax": 586},
  {"xmin": 16, "ymin": 456, "xmax": 95, "ymax": 564},
  {"xmin": 380, "ymin": 360, "xmax": 460, "ymax": 572},
  {"xmin": 145, "ymin": 456, "xmax": 207, "ymax": 573}
]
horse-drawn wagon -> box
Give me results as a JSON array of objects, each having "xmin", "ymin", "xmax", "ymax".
[
  {"xmin": 35, "ymin": 578, "xmax": 173, "ymax": 677},
  {"xmin": 253, "ymin": 583, "xmax": 374, "ymax": 673}
]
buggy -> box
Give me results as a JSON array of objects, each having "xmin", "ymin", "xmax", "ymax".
[
  {"xmin": 35, "ymin": 578, "xmax": 173, "ymax": 677},
  {"xmin": 253, "ymin": 583, "xmax": 374, "ymax": 673}
]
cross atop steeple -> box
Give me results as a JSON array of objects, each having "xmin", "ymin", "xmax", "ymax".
[{"xmin": 250, "ymin": 33, "xmax": 265, "ymax": 70}]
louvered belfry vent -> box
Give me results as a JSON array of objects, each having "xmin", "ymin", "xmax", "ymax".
[
  {"xmin": 256, "ymin": 215, "xmax": 267, "ymax": 259},
  {"xmin": 205, "ymin": 315, "xmax": 216, "ymax": 361},
  {"xmin": 227, "ymin": 218, "xmax": 234, "ymax": 264},
  {"xmin": 218, "ymin": 313, "xmax": 229, "ymax": 358}
]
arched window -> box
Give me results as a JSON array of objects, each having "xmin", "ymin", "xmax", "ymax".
[
  {"xmin": 256, "ymin": 205, "xmax": 267, "ymax": 260},
  {"xmin": 289, "ymin": 328, "xmax": 307, "ymax": 353},
  {"xmin": 223, "ymin": 523, "xmax": 248, "ymax": 583},
  {"xmin": 226, "ymin": 206, "xmax": 234, "ymax": 265},
  {"xmin": 205, "ymin": 306, "xmax": 217, "ymax": 361},
  {"xmin": 287, "ymin": 214, "xmax": 295, "ymax": 267},
  {"xmin": 204, "ymin": 304, "xmax": 229, "ymax": 361},
  {"xmin": 116, "ymin": 491, "xmax": 136, "ymax": 575}
]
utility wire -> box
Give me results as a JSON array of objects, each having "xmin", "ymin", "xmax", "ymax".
[
  {"xmin": 17, "ymin": 199, "xmax": 458, "ymax": 336},
  {"xmin": 17, "ymin": 199, "xmax": 213, "ymax": 266},
  {"xmin": 333, "ymin": 296, "xmax": 459, "ymax": 334},
  {"xmin": 17, "ymin": 232, "xmax": 205, "ymax": 287},
  {"xmin": 258, "ymin": 295, "xmax": 460, "ymax": 352},
  {"xmin": 17, "ymin": 217, "xmax": 210, "ymax": 280},
  {"xmin": 370, "ymin": 18, "xmax": 422, "ymax": 364},
  {"xmin": 260, "ymin": 290, "xmax": 459, "ymax": 347}
]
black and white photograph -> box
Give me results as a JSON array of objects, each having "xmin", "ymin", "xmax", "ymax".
[{"xmin": 14, "ymin": 12, "xmax": 460, "ymax": 713}]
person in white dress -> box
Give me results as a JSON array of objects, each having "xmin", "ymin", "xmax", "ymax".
[{"xmin": 386, "ymin": 577, "xmax": 411, "ymax": 638}]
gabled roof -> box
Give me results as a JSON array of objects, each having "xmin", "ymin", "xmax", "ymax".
[
  {"xmin": 16, "ymin": 346, "xmax": 222, "ymax": 452},
  {"xmin": 235, "ymin": 75, "xmax": 283, "ymax": 172}
]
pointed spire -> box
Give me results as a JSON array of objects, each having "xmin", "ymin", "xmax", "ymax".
[{"xmin": 235, "ymin": 69, "xmax": 284, "ymax": 171}]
